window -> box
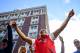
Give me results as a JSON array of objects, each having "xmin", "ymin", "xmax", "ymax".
[
  {"xmin": 31, "ymin": 25, "xmax": 38, "ymax": 29},
  {"xmin": 33, "ymin": 9, "xmax": 41, "ymax": 15},
  {"xmin": 20, "ymin": 23, "xmax": 23, "ymax": 26},
  {"xmin": 31, "ymin": 20, "xmax": 38, "ymax": 24},
  {"xmin": 22, "ymin": 13, "xmax": 24, "ymax": 15},
  {"xmin": 11, "ymin": 14, "xmax": 14, "ymax": 16},
  {"xmin": 34, "ymin": 10, "xmax": 39, "ymax": 13},
  {"xmin": 3, "ymin": 15, "xmax": 7, "ymax": 18},
  {"xmin": 15, "ymin": 14, "xmax": 18, "ymax": 16},
  {"xmin": 21, "ymin": 13, "xmax": 24, "ymax": 15},
  {"xmin": 5, "ymin": 15, "xmax": 8, "ymax": 19},
  {"xmin": 22, "ymin": 18, "xmax": 25, "ymax": 21},
  {"xmin": 25, "ymin": 11, "xmax": 30, "ymax": 16},
  {"xmin": 5, "ymin": 21, "xmax": 8, "ymax": 24},
  {"xmin": 18, "ymin": 18, "xmax": 21, "ymax": 22},
  {"xmin": 42, "ymin": 9, "xmax": 45, "ymax": 13},
  {"xmin": 32, "ymin": 21, "xmax": 35, "ymax": 24},
  {"xmin": 32, "ymin": 16, "xmax": 38, "ymax": 19},
  {"xmin": 35, "ymin": 16, "xmax": 38, "ymax": 19},
  {"xmin": 30, "ymin": 10, "xmax": 33, "ymax": 15},
  {"xmin": 35, "ymin": 21, "xmax": 38, "ymax": 23},
  {"xmin": 2, "ymin": 16, "xmax": 4, "ymax": 18},
  {"xmin": 31, "ymin": 16, "xmax": 39, "ymax": 24},
  {"xmin": 39, "ymin": 9, "xmax": 41, "ymax": 14},
  {"xmin": 29, "ymin": 32, "xmax": 38, "ymax": 38}
]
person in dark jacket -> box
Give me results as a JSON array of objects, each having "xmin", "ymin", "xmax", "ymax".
[
  {"xmin": 73, "ymin": 39, "xmax": 80, "ymax": 53},
  {"xmin": 0, "ymin": 23, "xmax": 13, "ymax": 53}
]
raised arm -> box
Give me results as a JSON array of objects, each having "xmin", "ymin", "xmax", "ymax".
[
  {"xmin": 10, "ymin": 21, "xmax": 32, "ymax": 45},
  {"xmin": 7, "ymin": 23, "xmax": 13, "ymax": 53},
  {"xmin": 53, "ymin": 9, "xmax": 74, "ymax": 39},
  {"xmin": 59, "ymin": 36, "xmax": 64, "ymax": 53}
]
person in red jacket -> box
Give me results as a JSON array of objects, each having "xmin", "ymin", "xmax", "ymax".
[{"xmin": 10, "ymin": 9, "xmax": 74, "ymax": 53}]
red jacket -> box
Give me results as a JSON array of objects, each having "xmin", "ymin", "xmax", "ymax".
[{"xmin": 34, "ymin": 35, "xmax": 56, "ymax": 53}]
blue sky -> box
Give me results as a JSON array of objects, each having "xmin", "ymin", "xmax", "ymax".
[{"xmin": 0, "ymin": 0, "xmax": 80, "ymax": 20}]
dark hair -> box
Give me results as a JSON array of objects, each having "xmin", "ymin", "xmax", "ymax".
[{"xmin": 2, "ymin": 39, "xmax": 8, "ymax": 43}]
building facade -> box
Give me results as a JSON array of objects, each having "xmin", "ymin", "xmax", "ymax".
[{"xmin": 0, "ymin": 6, "xmax": 50, "ymax": 53}]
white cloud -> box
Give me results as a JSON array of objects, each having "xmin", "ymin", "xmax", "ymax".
[
  {"xmin": 49, "ymin": 14, "xmax": 80, "ymax": 53},
  {"xmin": 64, "ymin": 0, "xmax": 70, "ymax": 4}
]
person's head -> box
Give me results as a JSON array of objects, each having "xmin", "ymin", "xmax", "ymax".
[
  {"xmin": 39, "ymin": 29, "xmax": 47, "ymax": 37},
  {"xmin": 74, "ymin": 39, "xmax": 80, "ymax": 49},
  {"xmin": 18, "ymin": 46, "xmax": 26, "ymax": 53},
  {"xmin": 1, "ymin": 39, "xmax": 8, "ymax": 49}
]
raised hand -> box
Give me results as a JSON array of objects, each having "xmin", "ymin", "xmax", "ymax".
[
  {"xmin": 9, "ymin": 20, "xmax": 17, "ymax": 29},
  {"xmin": 68, "ymin": 9, "xmax": 74, "ymax": 18}
]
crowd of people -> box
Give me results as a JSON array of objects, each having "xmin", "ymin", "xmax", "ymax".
[{"xmin": 0, "ymin": 9, "xmax": 80, "ymax": 53}]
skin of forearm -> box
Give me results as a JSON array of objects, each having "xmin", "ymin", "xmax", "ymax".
[
  {"xmin": 15, "ymin": 26, "xmax": 32, "ymax": 45},
  {"xmin": 54, "ymin": 16, "xmax": 71, "ymax": 38}
]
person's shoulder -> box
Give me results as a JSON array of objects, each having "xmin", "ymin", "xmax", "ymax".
[
  {"xmin": 74, "ymin": 51, "xmax": 76, "ymax": 53},
  {"xmin": 73, "ymin": 51, "xmax": 77, "ymax": 53},
  {"xmin": 73, "ymin": 50, "xmax": 80, "ymax": 53}
]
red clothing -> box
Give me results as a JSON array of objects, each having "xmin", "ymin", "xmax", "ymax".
[{"xmin": 34, "ymin": 35, "xmax": 56, "ymax": 53}]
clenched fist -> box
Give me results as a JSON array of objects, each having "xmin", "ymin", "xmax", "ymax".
[
  {"xmin": 68, "ymin": 9, "xmax": 74, "ymax": 18},
  {"xmin": 10, "ymin": 20, "xmax": 17, "ymax": 29}
]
